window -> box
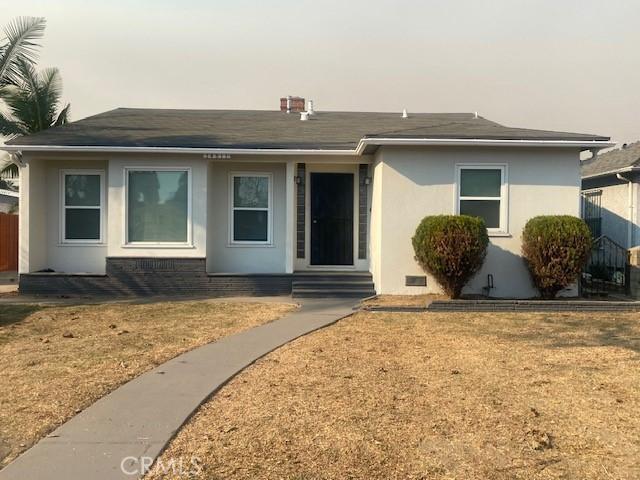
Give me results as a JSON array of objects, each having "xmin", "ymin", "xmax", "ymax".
[
  {"xmin": 230, "ymin": 173, "xmax": 272, "ymax": 244},
  {"xmin": 456, "ymin": 165, "xmax": 507, "ymax": 233},
  {"xmin": 126, "ymin": 168, "xmax": 191, "ymax": 244},
  {"xmin": 61, "ymin": 170, "xmax": 104, "ymax": 243}
]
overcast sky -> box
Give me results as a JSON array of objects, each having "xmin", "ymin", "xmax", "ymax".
[{"xmin": 2, "ymin": 0, "xmax": 639, "ymax": 146}]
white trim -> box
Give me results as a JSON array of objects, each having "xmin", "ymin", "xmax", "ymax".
[
  {"xmin": 1, "ymin": 145, "xmax": 357, "ymax": 155},
  {"xmin": 2, "ymin": 138, "xmax": 614, "ymax": 156},
  {"xmin": 355, "ymin": 137, "xmax": 615, "ymax": 154},
  {"xmin": 454, "ymin": 164, "xmax": 509, "ymax": 235},
  {"xmin": 123, "ymin": 166, "xmax": 193, "ymax": 247},
  {"xmin": 228, "ymin": 172, "xmax": 273, "ymax": 246},
  {"xmin": 581, "ymin": 166, "xmax": 640, "ymax": 180},
  {"xmin": 59, "ymin": 169, "xmax": 105, "ymax": 245}
]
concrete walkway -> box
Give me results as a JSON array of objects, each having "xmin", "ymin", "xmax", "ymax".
[{"xmin": 0, "ymin": 298, "xmax": 357, "ymax": 480}]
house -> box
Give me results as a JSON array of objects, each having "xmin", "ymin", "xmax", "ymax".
[
  {"xmin": 581, "ymin": 142, "xmax": 640, "ymax": 249},
  {"xmin": 2, "ymin": 100, "xmax": 612, "ymax": 298},
  {"xmin": 0, "ymin": 179, "xmax": 18, "ymax": 214}
]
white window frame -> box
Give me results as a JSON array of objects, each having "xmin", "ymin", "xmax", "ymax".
[
  {"xmin": 229, "ymin": 172, "xmax": 273, "ymax": 246},
  {"xmin": 123, "ymin": 166, "xmax": 193, "ymax": 247},
  {"xmin": 59, "ymin": 169, "xmax": 105, "ymax": 245},
  {"xmin": 454, "ymin": 164, "xmax": 509, "ymax": 236}
]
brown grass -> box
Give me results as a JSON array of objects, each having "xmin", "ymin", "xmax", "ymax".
[
  {"xmin": 149, "ymin": 310, "xmax": 640, "ymax": 480},
  {"xmin": 0, "ymin": 299, "xmax": 295, "ymax": 466},
  {"xmin": 362, "ymin": 294, "xmax": 446, "ymax": 307}
]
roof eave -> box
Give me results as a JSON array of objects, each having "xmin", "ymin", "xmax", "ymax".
[
  {"xmin": 355, "ymin": 137, "xmax": 614, "ymax": 155},
  {"xmin": 581, "ymin": 165, "xmax": 640, "ymax": 180},
  {"xmin": 3, "ymin": 137, "xmax": 615, "ymax": 156}
]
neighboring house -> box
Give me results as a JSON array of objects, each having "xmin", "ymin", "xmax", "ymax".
[
  {"xmin": 2, "ymin": 100, "xmax": 611, "ymax": 298},
  {"xmin": 581, "ymin": 142, "xmax": 640, "ymax": 249},
  {"xmin": 0, "ymin": 180, "xmax": 18, "ymax": 214}
]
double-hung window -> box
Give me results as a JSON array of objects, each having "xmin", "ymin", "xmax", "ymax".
[
  {"xmin": 61, "ymin": 170, "xmax": 104, "ymax": 243},
  {"xmin": 126, "ymin": 168, "xmax": 191, "ymax": 244},
  {"xmin": 230, "ymin": 173, "xmax": 272, "ymax": 244},
  {"xmin": 456, "ymin": 165, "xmax": 508, "ymax": 234}
]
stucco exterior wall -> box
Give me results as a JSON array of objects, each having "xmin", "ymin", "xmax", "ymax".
[
  {"xmin": 45, "ymin": 159, "xmax": 108, "ymax": 273},
  {"xmin": 583, "ymin": 177, "xmax": 639, "ymax": 249},
  {"xmin": 371, "ymin": 146, "xmax": 582, "ymax": 298},
  {"xmin": 107, "ymin": 155, "xmax": 208, "ymax": 258},
  {"xmin": 207, "ymin": 161, "xmax": 287, "ymax": 273}
]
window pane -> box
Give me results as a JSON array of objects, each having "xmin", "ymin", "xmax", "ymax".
[
  {"xmin": 460, "ymin": 200, "xmax": 501, "ymax": 228},
  {"xmin": 234, "ymin": 210, "xmax": 268, "ymax": 242},
  {"xmin": 65, "ymin": 208, "xmax": 100, "ymax": 240},
  {"xmin": 460, "ymin": 169, "xmax": 501, "ymax": 197},
  {"xmin": 234, "ymin": 176, "xmax": 268, "ymax": 208},
  {"xmin": 128, "ymin": 171, "xmax": 188, "ymax": 242},
  {"xmin": 65, "ymin": 175, "xmax": 101, "ymax": 206}
]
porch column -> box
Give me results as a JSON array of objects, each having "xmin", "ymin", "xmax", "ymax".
[{"xmin": 285, "ymin": 160, "xmax": 295, "ymax": 273}]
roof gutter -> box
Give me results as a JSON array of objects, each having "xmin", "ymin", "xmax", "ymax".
[
  {"xmin": 582, "ymin": 166, "xmax": 640, "ymax": 180},
  {"xmin": 2, "ymin": 138, "xmax": 615, "ymax": 156},
  {"xmin": 355, "ymin": 137, "xmax": 615, "ymax": 155},
  {"xmin": 0, "ymin": 145, "xmax": 359, "ymax": 156}
]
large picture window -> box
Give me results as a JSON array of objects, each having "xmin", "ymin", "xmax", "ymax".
[
  {"xmin": 126, "ymin": 168, "xmax": 190, "ymax": 244},
  {"xmin": 456, "ymin": 165, "xmax": 507, "ymax": 233},
  {"xmin": 230, "ymin": 173, "xmax": 272, "ymax": 244},
  {"xmin": 61, "ymin": 170, "xmax": 104, "ymax": 243}
]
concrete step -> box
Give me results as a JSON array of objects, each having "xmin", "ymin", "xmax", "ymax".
[{"xmin": 292, "ymin": 289, "xmax": 375, "ymax": 299}]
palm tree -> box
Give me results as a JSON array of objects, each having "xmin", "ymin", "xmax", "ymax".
[
  {"xmin": 0, "ymin": 17, "xmax": 70, "ymax": 178},
  {"xmin": 0, "ymin": 17, "xmax": 46, "ymax": 87},
  {"xmin": 0, "ymin": 62, "xmax": 70, "ymax": 176}
]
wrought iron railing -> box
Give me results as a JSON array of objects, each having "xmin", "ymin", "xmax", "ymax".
[{"xmin": 581, "ymin": 235, "xmax": 630, "ymax": 296}]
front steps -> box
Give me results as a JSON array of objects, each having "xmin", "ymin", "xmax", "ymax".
[{"xmin": 292, "ymin": 271, "xmax": 376, "ymax": 299}]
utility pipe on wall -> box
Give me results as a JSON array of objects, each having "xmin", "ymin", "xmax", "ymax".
[{"xmin": 617, "ymin": 173, "xmax": 634, "ymax": 248}]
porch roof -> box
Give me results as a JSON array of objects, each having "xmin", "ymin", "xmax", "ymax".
[{"xmin": 6, "ymin": 108, "xmax": 610, "ymax": 153}]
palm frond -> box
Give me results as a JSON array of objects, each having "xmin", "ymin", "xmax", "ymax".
[
  {"xmin": 0, "ymin": 110, "xmax": 28, "ymax": 137},
  {"xmin": 0, "ymin": 160, "xmax": 19, "ymax": 178},
  {"xmin": 54, "ymin": 103, "xmax": 70, "ymax": 126},
  {"xmin": 0, "ymin": 17, "xmax": 46, "ymax": 86}
]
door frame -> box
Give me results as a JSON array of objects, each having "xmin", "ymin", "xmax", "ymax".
[{"xmin": 301, "ymin": 164, "xmax": 359, "ymax": 270}]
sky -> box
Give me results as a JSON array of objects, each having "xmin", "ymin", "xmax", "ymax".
[{"xmin": 1, "ymin": 0, "xmax": 639, "ymax": 146}]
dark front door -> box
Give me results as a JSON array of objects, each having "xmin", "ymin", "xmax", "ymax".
[{"xmin": 310, "ymin": 173, "xmax": 354, "ymax": 265}]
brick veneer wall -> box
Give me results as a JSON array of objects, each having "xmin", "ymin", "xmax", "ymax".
[{"xmin": 20, "ymin": 257, "xmax": 293, "ymax": 297}]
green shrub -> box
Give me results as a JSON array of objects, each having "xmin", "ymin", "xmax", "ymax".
[
  {"xmin": 412, "ymin": 215, "xmax": 489, "ymax": 298},
  {"xmin": 521, "ymin": 216, "xmax": 592, "ymax": 299}
]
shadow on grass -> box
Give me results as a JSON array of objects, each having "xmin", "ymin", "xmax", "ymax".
[
  {"xmin": 483, "ymin": 314, "xmax": 640, "ymax": 355},
  {"xmin": 0, "ymin": 304, "xmax": 43, "ymax": 327}
]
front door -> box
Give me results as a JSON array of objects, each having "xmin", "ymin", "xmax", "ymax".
[{"xmin": 310, "ymin": 173, "xmax": 354, "ymax": 265}]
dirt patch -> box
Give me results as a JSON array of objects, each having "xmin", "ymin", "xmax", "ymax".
[
  {"xmin": 149, "ymin": 310, "xmax": 640, "ymax": 480},
  {"xmin": 0, "ymin": 299, "xmax": 295, "ymax": 466}
]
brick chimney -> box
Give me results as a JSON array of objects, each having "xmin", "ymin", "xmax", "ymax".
[{"xmin": 280, "ymin": 96, "xmax": 305, "ymax": 113}]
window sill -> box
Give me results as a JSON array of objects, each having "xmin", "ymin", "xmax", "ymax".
[
  {"xmin": 227, "ymin": 243, "xmax": 274, "ymax": 248},
  {"xmin": 58, "ymin": 242, "xmax": 106, "ymax": 247},
  {"xmin": 121, "ymin": 243, "xmax": 196, "ymax": 249},
  {"xmin": 488, "ymin": 232, "xmax": 512, "ymax": 238}
]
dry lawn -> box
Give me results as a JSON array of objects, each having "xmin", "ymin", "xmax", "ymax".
[
  {"xmin": 362, "ymin": 294, "xmax": 446, "ymax": 308},
  {"xmin": 150, "ymin": 310, "xmax": 640, "ymax": 480},
  {"xmin": 0, "ymin": 299, "xmax": 295, "ymax": 466}
]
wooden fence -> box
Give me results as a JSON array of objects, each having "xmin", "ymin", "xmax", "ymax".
[{"xmin": 0, "ymin": 213, "xmax": 18, "ymax": 271}]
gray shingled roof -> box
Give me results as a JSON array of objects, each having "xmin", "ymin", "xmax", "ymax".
[
  {"xmin": 6, "ymin": 108, "xmax": 609, "ymax": 150},
  {"xmin": 581, "ymin": 141, "xmax": 640, "ymax": 177}
]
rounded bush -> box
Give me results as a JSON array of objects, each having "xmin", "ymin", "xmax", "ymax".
[
  {"xmin": 521, "ymin": 215, "xmax": 592, "ymax": 299},
  {"xmin": 412, "ymin": 215, "xmax": 489, "ymax": 298}
]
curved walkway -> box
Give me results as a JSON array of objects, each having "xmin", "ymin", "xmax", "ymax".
[{"xmin": 0, "ymin": 298, "xmax": 357, "ymax": 480}]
